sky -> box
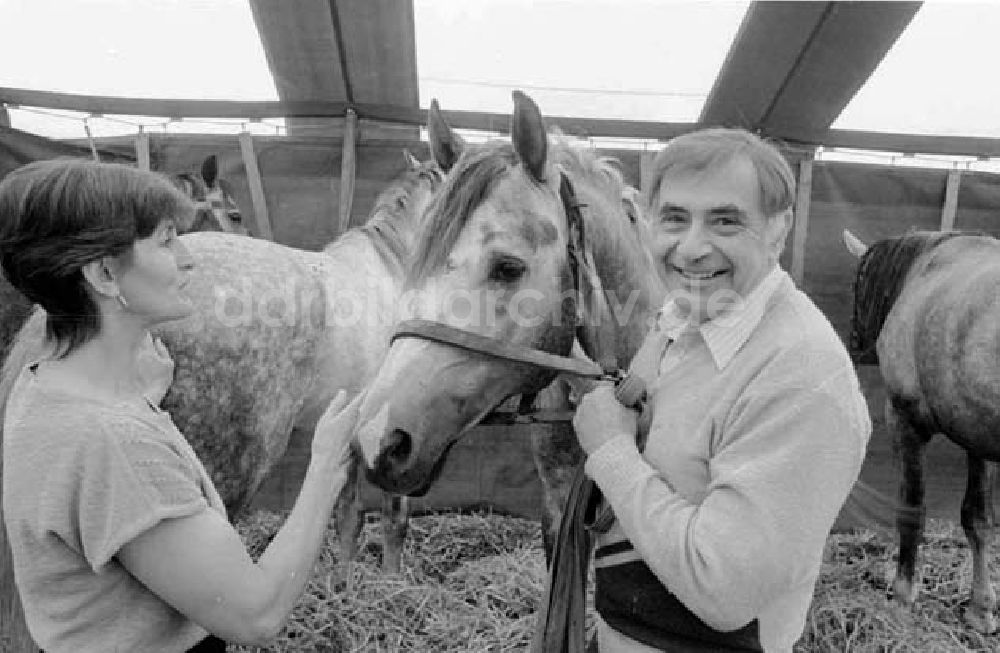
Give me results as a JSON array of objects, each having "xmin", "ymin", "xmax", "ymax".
[{"xmin": 1, "ymin": 0, "xmax": 999, "ymax": 169}]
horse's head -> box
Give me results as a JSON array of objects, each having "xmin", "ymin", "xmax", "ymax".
[
  {"xmin": 355, "ymin": 92, "xmax": 662, "ymax": 495},
  {"xmin": 171, "ymin": 155, "xmax": 248, "ymax": 236}
]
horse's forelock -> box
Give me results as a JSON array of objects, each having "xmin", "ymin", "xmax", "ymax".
[
  {"xmin": 408, "ymin": 143, "xmax": 518, "ymax": 285},
  {"xmin": 171, "ymin": 172, "xmax": 207, "ymax": 202}
]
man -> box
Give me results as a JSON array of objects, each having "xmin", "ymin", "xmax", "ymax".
[{"xmin": 573, "ymin": 128, "xmax": 870, "ymax": 651}]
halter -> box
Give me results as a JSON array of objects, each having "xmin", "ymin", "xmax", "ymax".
[{"xmin": 389, "ymin": 172, "xmax": 643, "ymax": 424}]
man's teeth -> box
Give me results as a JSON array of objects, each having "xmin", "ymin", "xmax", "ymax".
[{"xmin": 681, "ymin": 270, "xmax": 719, "ymax": 280}]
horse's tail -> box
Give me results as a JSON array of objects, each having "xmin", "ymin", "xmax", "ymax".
[
  {"xmin": 851, "ymin": 231, "xmax": 964, "ymax": 364},
  {"xmin": 1, "ymin": 309, "xmax": 47, "ymax": 652}
]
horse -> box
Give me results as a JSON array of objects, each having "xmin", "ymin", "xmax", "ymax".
[
  {"xmin": 843, "ymin": 227, "xmax": 1000, "ymax": 634},
  {"xmin": 0, "ymin": 150, "xmax": 442, "ymax": 652},
  {"xmin": 352, "ymin": 91, "xmax": 665, "ymax": 562},
  {"xmin": 169, "ymin": 154, "xmax": 250, "ymax": 235}
]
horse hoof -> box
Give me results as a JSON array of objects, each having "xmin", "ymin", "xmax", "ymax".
[{"xmin": 965, "ymin": 609, "xmax": 998, "ymax": 635}]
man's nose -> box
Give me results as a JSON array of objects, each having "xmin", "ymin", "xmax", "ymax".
[{"xmin": 674, "ymin": 221, "xmax": 712, "ymax": 261}]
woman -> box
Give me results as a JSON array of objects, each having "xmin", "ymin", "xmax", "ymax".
[{"xmin": 0, "ymin": 159, "xmax": 359, "ymax": 652}]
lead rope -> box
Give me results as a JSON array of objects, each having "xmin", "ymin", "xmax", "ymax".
[{"xmin": 532, "ymin": 315, "xmax": 672, "ymax": 653}]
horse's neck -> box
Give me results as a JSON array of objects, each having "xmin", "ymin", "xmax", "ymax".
[{"xmin": 583, "ymin": 222, "xmax": 664, "ymax": 371}]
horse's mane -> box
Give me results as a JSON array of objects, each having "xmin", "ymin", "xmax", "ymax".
[
  {"xmin": 548, "ymin": 131, "xmax": 656, "ymax": 284},
  {"xmin": 851, "ymin": 230, "xmax": 970, "ymax": 363},
  {"xmin": 331, "ymin": 160, "xmax": 442, "ymax": 277}
]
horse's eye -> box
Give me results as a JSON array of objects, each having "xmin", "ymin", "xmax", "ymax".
[{"xmin": 489, "ymin": 257, "xmax": 526, "ymax": 284}]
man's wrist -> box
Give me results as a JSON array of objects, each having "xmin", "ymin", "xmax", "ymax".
[{"xmin": 585, "ymin": 433, "xmax": 647, "ymax": 499}]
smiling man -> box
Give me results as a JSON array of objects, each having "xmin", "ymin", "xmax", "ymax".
[{"xmin": 571, "ymin": 128, "xmax": 871, "ymax": 652}]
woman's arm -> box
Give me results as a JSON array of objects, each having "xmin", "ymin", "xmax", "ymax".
[{"xmin": 117, "ymin": 390, "xmax": 359, "ymax": 646}]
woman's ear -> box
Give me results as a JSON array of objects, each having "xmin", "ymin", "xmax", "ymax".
[{"xmin": 80, "ymin": 257, "xmax": 120, "ymax": 300}]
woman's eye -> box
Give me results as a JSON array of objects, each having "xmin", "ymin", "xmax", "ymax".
[{"xmin": 488, "ymin": 258, "xmax": 526, "ymax": 284}]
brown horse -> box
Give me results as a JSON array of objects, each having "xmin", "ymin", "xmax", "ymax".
[
  {"xmin": 844, "ymin": 227, "xmax": 1000, "ymax": 634},
  {"xmin": 0, "ymin": 152, "xmax": 442, "ymax": 652},
  {"xmin": 353, "ymin": 92, "xmax": 665, "ymax": 554}
]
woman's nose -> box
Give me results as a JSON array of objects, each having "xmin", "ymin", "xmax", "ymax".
[{"xmin": 175, "ymin": 240, "xmax": 196, "ymax": 271}]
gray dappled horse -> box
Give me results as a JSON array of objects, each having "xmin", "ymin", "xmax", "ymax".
[
  {"xmin": 353, "ymin": 92, "xmax": 665, "ymax": 558},
  {"xmin": 845, "ymin": 228, "xmax": 1000, "ymax": 633},
  {"xmin": 0, "ymin": 152, "xmax": 441, "ymax": 651}
]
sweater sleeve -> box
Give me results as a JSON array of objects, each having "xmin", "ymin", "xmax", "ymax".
[{"xmin": 585, "ymin": 351, "xmax": 870, "ymax": 631}]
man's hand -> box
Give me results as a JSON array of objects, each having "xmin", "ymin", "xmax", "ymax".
[{"xmin": 573, "ymin": 382, "xmax": 639, "ymax": 455}]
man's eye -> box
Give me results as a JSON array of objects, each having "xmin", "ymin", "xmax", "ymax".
[
  {"xmin": 712, "ymin": 215, "xmax": 744, "ymax": 232},
  {"xmin": 488, "ymin": 257, "xmax": 526, "ymax": 284},
  {"xmin": 658, "ymin": 211, "xmax": 688, "ymax": 230}
]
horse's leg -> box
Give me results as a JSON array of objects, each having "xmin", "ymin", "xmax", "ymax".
[
  {"xmin": 888, "ymin": 399, "xmax": 930, "ymax": 606},
  {"xmin": 380, "ymin": 492, "xmax": 408, "ymax": 574},
  {"xmin": 334, "ymin": 458, "xmax": 363, "ymax": 568},
  {"xmin": 961, "ymin": 454, "xmax": 997, "ymax": 633}
]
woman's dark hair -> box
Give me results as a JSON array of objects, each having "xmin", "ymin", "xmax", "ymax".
[{"xmin": 0, "ymin": 159, "xmax": 194, "ymax": 355}]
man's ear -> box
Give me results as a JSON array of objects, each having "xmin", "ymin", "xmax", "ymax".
[
  {"xmin": 80, "ymin": 257, "xmax": 120, "ymax": 299},
  {"xmin": 768, "ymin": 209, "xmax": 794, "ymax": 258}
]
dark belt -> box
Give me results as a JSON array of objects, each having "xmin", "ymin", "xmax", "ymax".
[
  {"xmin": 187, "ymin": 635, "xmax": 227, "ymax": 653},
  {"xmin": 42, "ymin": 635, "xmax": 225, "ymax": 653},
  {"xmin": 595, "ymin": 543, "xmax": 763, "ymax": 652}
]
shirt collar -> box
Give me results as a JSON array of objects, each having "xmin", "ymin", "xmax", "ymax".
[{"xmin": 657, "ymin": 266, "xmax": 788, "ymax": 369}]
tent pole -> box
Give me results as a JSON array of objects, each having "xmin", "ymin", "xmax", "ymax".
[
  {"xmin": 337, "ymin": 108, "xmax": 358, "ymax": 236},
  {"xmin": 939, "ymin": 170, "xmax": 962, "ymax": 231},
  {"xmin": 238, "ymin": 131, "xmax": 274, "ymax": 241},
  {"xmin": 790, "ymin": 157, "xmax": 814, "ymax": 286},
  {"xmin": 134, "ymin": 129, "xmax": 150, "ymax": 171}
]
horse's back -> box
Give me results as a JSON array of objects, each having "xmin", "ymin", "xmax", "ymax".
[
  {"xmin": 881, "ymin": 236, "xmax": 1000, "ymax": 452},
  {"xmin": 152, "ymin": 232, "xmax": 336, "ymax": 514}
]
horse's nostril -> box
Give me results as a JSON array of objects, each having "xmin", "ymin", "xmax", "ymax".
[{"xmin": 384, "ymin": 428, "xmax": 413, "ymax": 467}]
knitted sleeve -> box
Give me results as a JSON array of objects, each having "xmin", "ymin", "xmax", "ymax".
[{"xmin": 50, "ymin": 413, "xmax": 209, "ymax": 572}]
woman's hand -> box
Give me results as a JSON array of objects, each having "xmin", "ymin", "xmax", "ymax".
[
  {"xmin": 312, "ymin": 390, "xmax": 364, "ymax": 471},
  {"xmin": 138, "ymin": 335, "xmax": 175, "ymax": 405}
]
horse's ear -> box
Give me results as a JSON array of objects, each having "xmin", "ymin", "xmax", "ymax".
[
  {"xmin": 511, "ymin": 90, "xmax": 547, "ymax": 183},
  {"xmin": 843, "ymin": 229, "xmax": 869, "ymax": 258},
  {"xmin": 402, "ymin": 149, "xmax": 421, "ymax": 171},
  {"xmin": 201, "ymin": 155, "xmax": 219, "ymax": 188},
  {"xmin": 428, "ymin": 99, "xmax": 465, "ymax": 172}
]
